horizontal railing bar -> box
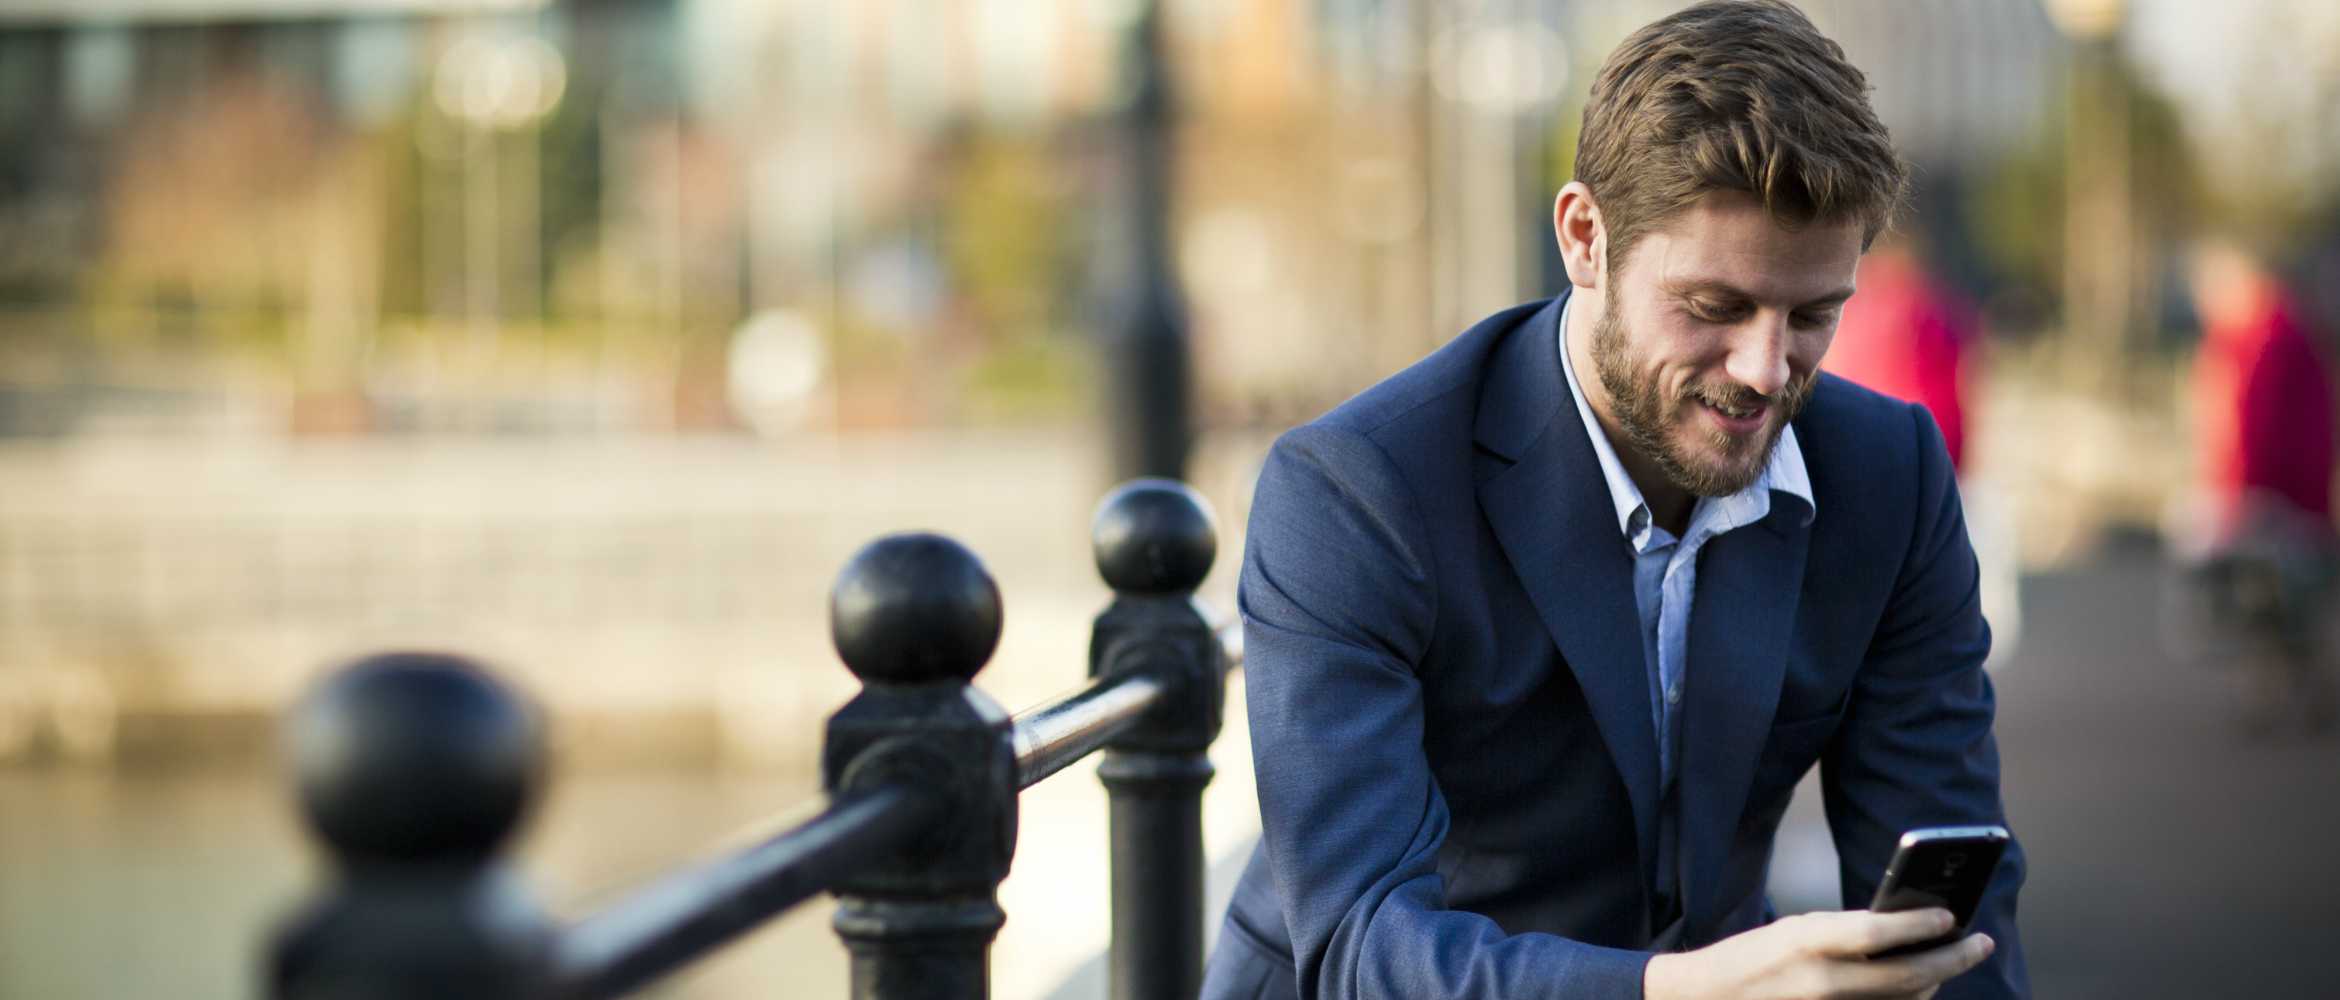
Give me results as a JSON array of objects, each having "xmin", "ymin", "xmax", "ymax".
[
  {"xmin": 1012, "ymin": 674, "xmax": 1166, "ymax": 789},
  {"xmin": 552, "ymin": 782, "xmax": 940, "ymax": 1000}
]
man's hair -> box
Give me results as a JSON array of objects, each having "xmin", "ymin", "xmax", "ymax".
[{"xmin": 1574, "ymin": 0, "xmax": 1907, "ymax": 272}]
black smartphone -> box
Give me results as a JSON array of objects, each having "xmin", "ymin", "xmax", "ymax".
[{"xmin": 1866, "ymin": 825, "xmax": 2010, "ymax": 958}]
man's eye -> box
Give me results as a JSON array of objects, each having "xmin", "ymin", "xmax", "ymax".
[
  {"xmin": 1686, "ymin": 302, "xmax": 1739, "ymax": 323},
  {"xmin": 1793, "ymin": 310, "xmax": 1840, "ymax": 329}
]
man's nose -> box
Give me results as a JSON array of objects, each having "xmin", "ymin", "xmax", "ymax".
[{"xmin": 1723, "ymin": 316, "xmax": 1791, "ymax": 398}]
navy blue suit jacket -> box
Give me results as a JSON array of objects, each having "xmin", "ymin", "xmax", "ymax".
[{"xmin": 1201, "ymin": 294, "xmax": 2027, "ymax": 999}]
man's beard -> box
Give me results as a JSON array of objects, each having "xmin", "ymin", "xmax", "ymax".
[{"xmin": 1590, "ymin": 298, "xmax": 1817, "ymax": 498}]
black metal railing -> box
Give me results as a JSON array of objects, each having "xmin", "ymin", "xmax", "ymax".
[{"xmin": 267, "ymin": 478, "xmax": 1238, "ymax": 1000}]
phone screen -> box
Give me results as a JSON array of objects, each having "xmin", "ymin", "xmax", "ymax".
[{"xmin": 1867, "ymin": 826, "xmax": 2009, "ymax": 958}]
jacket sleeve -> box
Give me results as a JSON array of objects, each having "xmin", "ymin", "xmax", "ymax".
[
  {"xmin": 1241, "ymin": 423, "xmax": 1653, "ymax": 1000},
  {"xmin": 1819, "ymin": 403, "xmax": 2030, "ymax": 999}
]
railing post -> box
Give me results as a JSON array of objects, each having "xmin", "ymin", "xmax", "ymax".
[
  {"xmin": 1089, "ymin": 479, "xmax": 1225, "ymax": 1000},
  {"xmin": 824, "ymin": 533, "xmax": 1018, "ymax": 1000},
  {"xmin": 269, "ymin": 652, "xmax": 553, "ymax": 1000}
]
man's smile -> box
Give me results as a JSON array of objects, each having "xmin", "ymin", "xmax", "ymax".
[{"xmin": 1694, "ymin": 395, "xmax": 1770, "ymax": 436}]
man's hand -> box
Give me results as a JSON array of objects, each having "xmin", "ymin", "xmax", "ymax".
[{"xmin": 1644, "ymin": 909, "xmax": 1995, "ymax": 1000}]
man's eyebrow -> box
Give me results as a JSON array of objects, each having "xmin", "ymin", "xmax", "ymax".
[
  {"xmin": 1799, "ymin": 287, "xmax": 1859, "ymax": 309},
  {"xmin": 1663, "ymin": 278, "xmax": 1856, "ymax": 309}
]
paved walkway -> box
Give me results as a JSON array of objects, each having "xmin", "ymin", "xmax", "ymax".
[
  {"xmin": 1984, "ymin": 547, "xmax": 2340, "ymax": 997},
  {"xmin": 1769, "ymin": 546, "xmax": 2340, "ymax": 998}
]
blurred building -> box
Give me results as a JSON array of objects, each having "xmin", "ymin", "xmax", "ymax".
[
  {"xmin": 0, "ymin": 0, "xmax": 2081, "ymax": 438},
  {"xmin": 0, "ymin": 0, "xmax": 2315, "ymax": 759}
]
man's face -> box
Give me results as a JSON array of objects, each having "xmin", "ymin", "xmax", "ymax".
[{"xmin": 1589, "ymin": 190, "xmax": 1863, "ymax": 497}]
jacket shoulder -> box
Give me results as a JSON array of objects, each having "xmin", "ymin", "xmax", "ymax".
[
  {"xmin": 1796, "ymin": 371, "xmax": 1955, "ymax": 527},
  {"xmin": 1798, "ymin": 372, "xmax": 1935, "ymax": 460}
]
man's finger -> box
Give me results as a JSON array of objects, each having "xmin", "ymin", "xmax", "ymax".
[
  {"xmin": 1800, "ymin": 908, "xmax": 1955, "ymax": 957},
  {"xmin": 1831, "ymin": 933, "xmax": 1996, "ymax": 996}
]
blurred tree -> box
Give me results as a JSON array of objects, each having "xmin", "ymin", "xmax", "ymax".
[
  {"xmin": 1968, "ymin": 45, "xmax": 2198, "ymax": 361},
  {"xmin": 938, "ymin": 127, "xmax": 1083, "ymax": 421},
  {"xmin": 942, "ymin": 132, "xmax": 1066, "ymax": 347},
  {"xmin": 535, "ymin": 81, "xmax": 605, "ymax": 331},
  {"xmin": 373, "ymin": 103, "xmax": 429, "ymax": 322}
]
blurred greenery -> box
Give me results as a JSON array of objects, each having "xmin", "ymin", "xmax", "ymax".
[{"xmin": 1968, "ymin": 51, "xmax": 2200, "ymax": 349}]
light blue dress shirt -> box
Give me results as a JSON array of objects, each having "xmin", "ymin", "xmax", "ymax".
[{"xmin": 1555, "ymin": 298, "xmax": 1816, "ymax": 794}]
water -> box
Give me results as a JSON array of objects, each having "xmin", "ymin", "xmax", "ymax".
[
  {"xmin": 1, "ymin": 672, "xmax": 1268, "ymax": 1000},
  {"xmin": 0, "ymin": 764, "xmax": 841, "ymax": 999}
]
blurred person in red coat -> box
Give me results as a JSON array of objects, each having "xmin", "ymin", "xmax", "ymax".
[
  {"xmin": 1823, "ymin": 240, "xmax": 2030, "ymax": 667},
  {"xmin": 1823, "ymin": 240, "xmax": 1975, "ymax": 471},
  {"xmin": 2179, "ymin": 240, "xmax": 2338, "ymax": 736}
]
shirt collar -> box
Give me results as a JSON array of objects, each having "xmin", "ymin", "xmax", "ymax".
[{"xmin": 1556, "ymin": 296, "xmax": 1815, "ymax": 545}]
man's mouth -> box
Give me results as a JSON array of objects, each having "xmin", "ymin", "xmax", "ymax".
[{"xmin": 1697, "ymin": 397, "xmax": 1769, "ymax": 434}]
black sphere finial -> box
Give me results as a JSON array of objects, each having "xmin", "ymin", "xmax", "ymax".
[
  {"xmin": 288, "ymin": 652, "xmax": 542, "ymax": 867},
  {"xmin": 1092, "ymin": 479, "xmax": 1218, "ymax": 595},
  {"xmin": 830, "ymin": 533, "xmax": 1003, "ymax": 685}
]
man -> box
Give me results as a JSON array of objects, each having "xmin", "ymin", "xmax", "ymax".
[
  {"xmin": 2180, "ymin": 240, "xmax": 2338, "ymax": 734},
  {"xmin": 1200, "ymin": 3, "xmax": 2027, "ymax": 998}
]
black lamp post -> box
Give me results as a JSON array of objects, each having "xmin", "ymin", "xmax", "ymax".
[{"xmin": 1107, "ymin": 0, "xmax": 1193, "ymax": 484}]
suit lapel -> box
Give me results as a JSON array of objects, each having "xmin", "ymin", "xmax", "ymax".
[
  {"xmin": 1678, "ymin": 511, "xmax": 1810, "ymax": 934},
  {"xmin": 1474, "ymin": 293, "xmax": 1661, "ymax": 880}
]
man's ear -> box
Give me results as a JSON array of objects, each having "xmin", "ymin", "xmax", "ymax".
[{"xmin": 1553, "ymin": 181, "xmax": 1605, "ymax": 292}]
